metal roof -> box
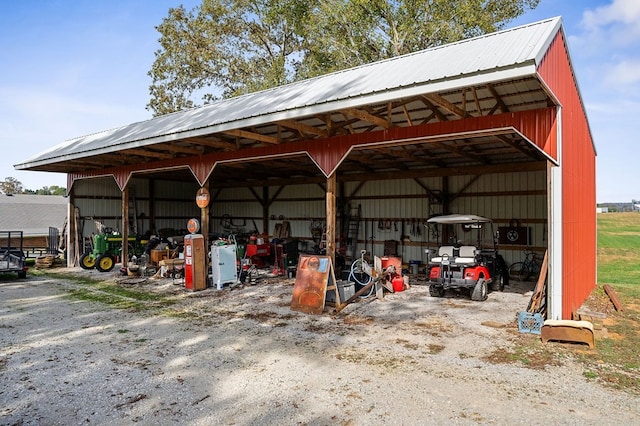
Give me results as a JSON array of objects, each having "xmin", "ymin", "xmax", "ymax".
[
  {"xmin": 0, "ymin": 194, "xmax": 67, "ymax": 236},
  {"xmin": 16, "ymin": 17, "xmax": 562, "ymax": 172}
]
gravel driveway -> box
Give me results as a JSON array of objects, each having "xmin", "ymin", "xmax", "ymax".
[{"xmin": 1, "ymin": 270, "xmax": 638, "ymax": 425}]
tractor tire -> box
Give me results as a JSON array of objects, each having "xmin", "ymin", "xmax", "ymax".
[
  {"xmin": 96, "ymin": 255, "xmax": 115, "ymax": 272},
  {"xmin": 429, "ymin": 284, "xmax": 445, "ymax": 297},
  {"xmin": 80, "ymin": 253, "xmax": 96, "ymax": 270},
  {"xmin": 471, "ymin": 278, "xmax": 488, "ymax": 301}
]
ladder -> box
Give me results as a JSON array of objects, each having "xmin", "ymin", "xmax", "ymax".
[
  {"xmin": 346, "ymin": 204, "xmax": 361, "ymax": 260},
  {"xmin": 128, "ymin": 186, "xmax": 138, "ymax": 235},
  {"xmin": 319, "ymin": 226, "xmax": 327, "ymax": 253}
]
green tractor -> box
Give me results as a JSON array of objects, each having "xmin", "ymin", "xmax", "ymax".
[{"xmin": 80, "ymin": 228, "xmax": 147, "ymax": 272}]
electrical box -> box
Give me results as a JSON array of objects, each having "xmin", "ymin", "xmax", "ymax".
[
  {"xmin": 211, "ymin": 244, "xmax": 238, "ymax": 289},
  {"xmin": 184, "ymin": 234, "xmax": 206, "ymax": 291}
]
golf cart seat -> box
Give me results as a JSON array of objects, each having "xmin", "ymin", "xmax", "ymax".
[
  {"xmin": 430, "ymin": 246, "xmax": 455, "ymax": 264},
  {"xmin": 455, "ymin": 246, "xmax": 478, "ymax": 265}
]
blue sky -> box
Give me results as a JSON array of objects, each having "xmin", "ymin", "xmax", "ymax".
[{"xmin": 1, "ymin": 0, "xmax": 638, "ymax": 202}]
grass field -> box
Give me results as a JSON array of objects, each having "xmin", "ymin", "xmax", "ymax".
[{"xmin": 582, "ymin": 212, "xmax": 640, "ymax": 392}]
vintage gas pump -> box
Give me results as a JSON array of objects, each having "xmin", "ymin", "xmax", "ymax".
[{"xmin": 184, "ymin": 218, "xmax": 207, "ymax": 291}]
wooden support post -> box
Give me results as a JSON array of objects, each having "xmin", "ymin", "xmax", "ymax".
[
  {"xmin": 326, "ymin": 173, "xmax": 336, "ymax": 267},
  {"xmin": 122, "ymin": 186, "xmax": 129, "ymax": 266},
  {"xmin": 201, "ymin": 180, "xmax": 210, "ymax": 251},
  {"xmin": 68, "ymin": 191, "xmax": 77, "ymax": 267}
]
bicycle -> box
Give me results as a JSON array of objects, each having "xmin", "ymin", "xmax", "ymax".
[{"xmin": 508, "ymin": 248, "xmax": 543, "ymax": 281}]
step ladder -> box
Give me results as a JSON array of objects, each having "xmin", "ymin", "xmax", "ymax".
[
  {"xmin": 319, "ymin": 226, "xmax": 327, "ymax": 253},
  {"xmin": 345, "ymin": 204, "xmax": 361, "ymax": 260}
]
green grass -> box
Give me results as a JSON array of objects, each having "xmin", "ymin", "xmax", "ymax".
[
  {"xmin": 35, "ymin": 270, "xmax": 177, "ymax": 312},
  {"xmin": 586, "ymin": 212, "xmax": 640, "ymax": 393}
]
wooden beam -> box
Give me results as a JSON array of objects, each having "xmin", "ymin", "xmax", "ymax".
[
  {"xmin": 326, "ymin": 173, "xmax": 337, "ymax": 266},
  {"xmin": 125, "ymin": 148, "xmax": 173, "ymax": 160},
  {"xmin": 422, "ymin": 93, "xmax": 468, "ymax": 118},
  {"xmin": 342, "ymin": 107, "xmax": 392, "ymax": 129},
  {"xmin": 603, "ymin": 284, "xmax": 624, "ymax": 312},
  {"xmin": 431, "ymin": 141, "xmax": 490, "ymax": 165},
  {"xmin": 223, "ymin": 129, "xmax": 280, "ymax": 145},
  {"xmin": 156, "ymin": 143, "xmax": 204, "ymax": 156},
  {"xmin": 278, "ymin": 119, "xmax": 328, "ymax": 138},
  {"xmin": 419, "ymin": 96, "xmax": 448, "ymax": 121},
  {"xmin": 122, "ymin": 186, "xmax": 129, "ymax": 267},
  {"xmin": 486, "ymin": 83, "xmax": 509, "ymax": 114},
  {"xmin": 471, "ymin": 87, "xmax": 482, "ymax": 116},
  {"xmin": 185, "ymin": 136, "xmax": 236, "ymax": 150}
]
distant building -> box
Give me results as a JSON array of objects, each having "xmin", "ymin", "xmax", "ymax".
[{"xmin": 0, "ymin": 194, "xmax": 67, "ymax": 256}]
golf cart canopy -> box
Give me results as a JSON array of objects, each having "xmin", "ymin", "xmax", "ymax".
[{"xmin": 427, "ymin": 214, "xmax": 492, "ymax": 224}]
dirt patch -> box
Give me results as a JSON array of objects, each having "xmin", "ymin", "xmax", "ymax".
[{"xmin": 1, "ymin": 269, "xmax": 638, "ymax": 424}]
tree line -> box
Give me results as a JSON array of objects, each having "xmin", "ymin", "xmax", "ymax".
[{"xmin": 0, "ymin": 177, "xmax": 65, "ymax": 196}]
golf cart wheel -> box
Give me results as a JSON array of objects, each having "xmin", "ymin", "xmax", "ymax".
[
  {"xmin": 429, "ymin": 285, "xmax": 445, "ymax": 297},
  {"xmin": 79, "ymin": 253, "xmax": 96, "ymax": 270},
  {"xmin": 95, "ymin": 255, "xmax": 115, "ymax": 272},
  {"xmin": 492, "ymin": 272, "xmax": 507, "ymax": 292},
  {"xmin": 17, "ymin": 270, "xmax": 27, "ymax": 279},
  {"xmin": 471, "ymin": 278, "xmax": 488, "ymax": 301}
]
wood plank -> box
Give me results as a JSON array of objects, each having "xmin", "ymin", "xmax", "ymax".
[
  {"xmin": 603, "ymin": 284, "xmax": 624, "ymax": 312},
  {"xmin": 223, "ymin": 129, "xmax": 279, "ymax": 144},
  {"xmin": 342, "ymin": 107, "xmax": 392, "ymax": 129},
  {"xmin": 527, "ymin": 249, "xmax": 548, "ymax": 313}
]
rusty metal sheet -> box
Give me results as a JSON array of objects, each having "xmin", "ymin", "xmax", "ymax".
[{"xmin": 290, "ymin": 255, "xmax": 334, "ymax": 315}]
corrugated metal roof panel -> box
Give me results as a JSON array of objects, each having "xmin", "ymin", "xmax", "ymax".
[
  {"xmin": 0, "ymin": 194, "xmax": 67, "ymax": 236},
  {"xmin": 16, "ymin": 17, "xmax": 562, "ymax": 169}
]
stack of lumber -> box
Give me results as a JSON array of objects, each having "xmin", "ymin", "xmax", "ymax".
[{"xmin": 35, "ymin": 255, "xmax": 62, "ymax": 269}]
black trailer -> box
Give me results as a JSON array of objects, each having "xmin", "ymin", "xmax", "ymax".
[{"xmin": 0, "ymin": 231, "xmax": 28, "ymax": 278}]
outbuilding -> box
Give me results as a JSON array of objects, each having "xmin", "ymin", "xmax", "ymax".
[{"xmin": 15, "ymin": 17, "xmax": 596, "ymax": 320}]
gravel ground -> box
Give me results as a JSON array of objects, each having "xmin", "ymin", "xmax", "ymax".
[{"xmin": 1, "ymin": 269, "xmax": 638, "ymax": 425}]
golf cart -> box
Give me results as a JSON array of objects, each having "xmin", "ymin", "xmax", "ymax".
[{"xmin": 426, "ymin": 214, "xmax": 508, "ymax": 301}]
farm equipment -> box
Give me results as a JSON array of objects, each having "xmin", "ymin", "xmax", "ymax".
[
  {"xmin": 426, "ymin": 214, "xmax": 508, "ymax": 301},
  {"xmin": 0, "ymin": 231, "xmax": 28, "ymax": 278},
  {"xmin": 80, "ymin": 224, "xmax": 147, "ymax": 272}
]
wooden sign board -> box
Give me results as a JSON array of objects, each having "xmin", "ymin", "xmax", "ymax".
[{"xmin": 290, "ymin": 255, "xmax": 336, "ymax": 315}]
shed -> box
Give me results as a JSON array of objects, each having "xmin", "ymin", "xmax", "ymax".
[
  {"xmin": 15, "ymin": 17, "xmax": 596, "ymax": 319},
  {"xmin": 0, "ymin": 194, "xmax": 67, "ymax": 256}
]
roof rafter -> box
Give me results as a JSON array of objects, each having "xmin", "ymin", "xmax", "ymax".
[{"xmin": 422, "ymin": 93, "xmax": 468, "ymax": 118}]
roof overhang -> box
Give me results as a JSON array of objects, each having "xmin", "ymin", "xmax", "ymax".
[{"xmin": 15, "ymin": 17, "xmax": 565, "ymax": 186}]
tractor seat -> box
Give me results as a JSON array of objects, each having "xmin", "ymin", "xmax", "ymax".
[
  {"xmin": 430, "ymin": 246, "xmax": 455, "ymax": 264},
  {"xmin": 455, "ymin": 246, "xmax": 477, "ymax": 265}
]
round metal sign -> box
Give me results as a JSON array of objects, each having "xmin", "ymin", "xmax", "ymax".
[
  {"xmin": 187, "ymin": 218, "xmax": 200, "ymax": 234},
  {"xmin": 196, "ymin": 187, "xmax": 210, "ymax": 208}
]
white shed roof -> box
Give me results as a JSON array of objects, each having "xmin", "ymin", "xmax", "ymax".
[{"xmin": 16, "ymin": 17, "xmax": 562, "ymax": 171}]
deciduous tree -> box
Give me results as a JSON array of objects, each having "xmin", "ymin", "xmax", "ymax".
[
  {"xmin": 0, "ymin": 177, "xmax": 23, "ymax": 195},
  {"xmin": 148, "ymin": 0, "xmax": 539, "ymax": 116}
]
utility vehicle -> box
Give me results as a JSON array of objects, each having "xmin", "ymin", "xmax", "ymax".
[{"xmin": 426, "ymin": 214, "xmax": 508, "ymax": 301}]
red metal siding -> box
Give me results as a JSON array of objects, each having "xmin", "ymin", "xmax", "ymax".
[
  {"xmin": 538, "ymin": 31, "xmax": 597, "ymax": 318},
  {"xmin": 69, "ymin": 109, "xmax": 555, "ymax": 189}
]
